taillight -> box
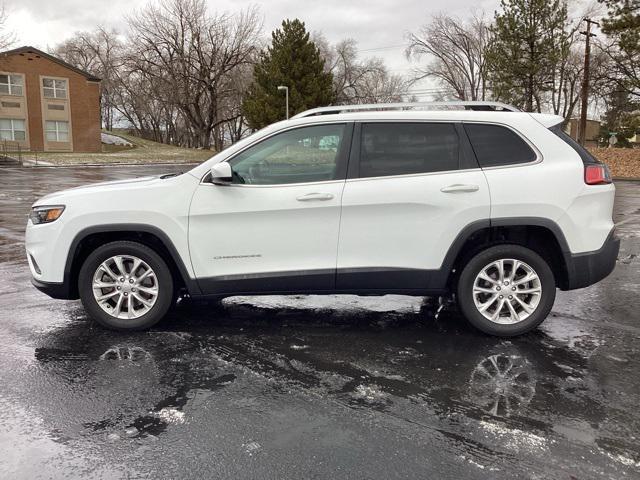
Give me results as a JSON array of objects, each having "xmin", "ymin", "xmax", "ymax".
[{"xmin": 584, "ymin": 164, "xmax": 612, "ymax": 185}]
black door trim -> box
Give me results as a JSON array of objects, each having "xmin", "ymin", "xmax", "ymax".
[{"xmin": 198, "ymin": 269, "xmax": 335, "ymax": 295}]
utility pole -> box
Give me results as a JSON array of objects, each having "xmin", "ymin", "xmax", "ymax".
[
  {"xmin": 578, "ymin": 18, "xmax": 599, "ymax": 145},
  {"xmin": 277, "ymin": 85, "xmax": 289, "ymax": 120}
]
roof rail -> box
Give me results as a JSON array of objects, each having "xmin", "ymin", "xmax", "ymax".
[{"xmin": 291, "ymin": 101, "xmax": 521, "ymax": 119}]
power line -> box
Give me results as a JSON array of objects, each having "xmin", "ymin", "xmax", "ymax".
[{"xmin": 356, "ymin": 44, "xmax": 408, "ymax": 53}]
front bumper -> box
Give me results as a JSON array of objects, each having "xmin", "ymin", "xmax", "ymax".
[
  {"xmin": 563, "ymin": 229, "xmax": 620, "ymax": 290},
  {"xmin": 31, "ymin": 277, "xmax": 74, "ymax": 300}
]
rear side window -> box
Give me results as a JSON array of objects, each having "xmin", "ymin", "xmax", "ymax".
[
  {"xmin": 359, "ymin": 123, "xmax": 459, "ymax": 178},
  {"xmin": 464, "ymin": 124, "xmax": 536, "ymax": 167},
  {"xmin": 549, "ymin": 124, "xmax": 600, "ymax": 165}
]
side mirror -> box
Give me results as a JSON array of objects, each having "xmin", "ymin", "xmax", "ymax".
[{"xmin": 209, "ymin": 162, "xmax": 232, "ymax": 184}]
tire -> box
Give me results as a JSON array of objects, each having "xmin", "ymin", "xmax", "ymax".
[
  {"xmin": 78, "ymin": 241, "xmax": 174, "ymax": 330},
  {"xmin": 457, "ymin": 244, "xmax": 555, "ymax": 336}
]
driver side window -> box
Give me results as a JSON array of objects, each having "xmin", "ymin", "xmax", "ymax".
[{"xmin": 229, "ymin": 124, "xmax": 346, "ymax": 185}]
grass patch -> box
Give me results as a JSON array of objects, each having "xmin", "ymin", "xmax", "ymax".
[{"xmin": 20, "ymin": 131, "xmax": 214, "ymax": 166}]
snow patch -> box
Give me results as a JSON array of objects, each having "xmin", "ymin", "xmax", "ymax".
[
  {"xmin": 243, "ymin": 441, "xmax": 262, "ymax": 455},
  {"xmin": 158, "ymin": 407, "xmax": 186, "ymax": 424},
  {"xmin": 479, "ymin": 420, "xmax": 549, "ymax": 452},
  {"xmin": 603, "ymin": 451, "xmax": 640, "ymax": 468},
  {"xmin": 459, "ymin": 455, "xmax": 500, "ymax": 472},
  {"xmin": 101, "ymin": 132, "xmax": 133, "ymax": 146},
  {"xmin": 353, "ymin": 384, "xmax": 388, "ymax": 403}
]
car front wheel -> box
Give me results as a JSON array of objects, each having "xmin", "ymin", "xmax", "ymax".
[
  {"xmin": 457, "ymin": 245, "xmax": 556, "ymax": 336},
  {"xmin": 78, "ymin": 241, "xmax": 174, "ymax": 330}
]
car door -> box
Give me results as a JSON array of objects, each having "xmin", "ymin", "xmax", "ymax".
[
  {"xmin": 189, "ymin": 122, "xmax": 353, "ymax": 295},
  {"xmin": 336, "ymin": 121, "xmax": 491, "ymax": 292}
]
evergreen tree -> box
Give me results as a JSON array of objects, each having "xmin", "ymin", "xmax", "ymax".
[
  {"xmin": 600, "ymin": 0, "xmax": 640, "ymax": 98},
  {"xmin": 243, "ymin": 19, "xmax": 334, "ymax": 129},
  {"xmin": 600, "ymin": 89, "xmax": 640, "ymax": 147},
  {"xmin": 485, "ymin": 0, "xmax": 569, "ymax": 112}
]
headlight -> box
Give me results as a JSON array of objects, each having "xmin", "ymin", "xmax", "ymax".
[{"xmin": 29, "ymin": 205, "xmax": 65, "ymax": 224}]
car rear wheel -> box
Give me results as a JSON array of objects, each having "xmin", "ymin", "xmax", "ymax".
[
  {"xmin": 78, "ymin": 241, "xmax": 173, "ymax": 330},
  {"xmin": 457, "ymin": 245, "xmax": 556, "ymax": 336}
]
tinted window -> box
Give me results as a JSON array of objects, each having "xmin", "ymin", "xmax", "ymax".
[
  {"xmin": 465, "ymin": 124, "xmax": 536, "ymax": 167},
  {"xmin": 359, "ymin": 123, "xmax": 459, "ymax": 178},
  {"xmin": 229, "ymin": 124, "xmax": 346, "ymax": 185},
  {"xmin": 549, "ymin": 125, "xmax": 600, "ymax": 165}
]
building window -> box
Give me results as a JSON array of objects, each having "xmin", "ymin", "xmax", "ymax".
[
  {"xmin": 0, "ymin": 119, "xmax": 26, "ymax": 141},
  {"xmin": 45, "ymin": 120, "xmax": 69, "ymax": 142},
  {"xmin": 0, "ymin": 74, "xmax": 23, "ymax": 96},
  {"xmin": 42, "ymin": 78, "xmax": 67, "ymax": 99}
]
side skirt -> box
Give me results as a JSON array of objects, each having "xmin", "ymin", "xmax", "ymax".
[{"xmin": 195, "ymin": 267, "xmax": 449, "ymax": 297}]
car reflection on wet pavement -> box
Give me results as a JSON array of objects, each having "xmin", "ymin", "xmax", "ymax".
[{"xmin": 0, "ymin": 165, "xmax": 639, "ymax": 479}]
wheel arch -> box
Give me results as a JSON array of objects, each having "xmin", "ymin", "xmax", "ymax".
[
  {"xmin": 443, "ymin": 218, "xmax": 571, "ymax": 290},
  {"xmin": 65, "ymin": 224, "xmax": 200, "ymax": 299}
]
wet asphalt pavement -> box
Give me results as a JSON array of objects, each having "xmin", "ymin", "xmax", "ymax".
[{"xmin": 0, "ymin": 165, "xmax": 639, "ymax": 479}]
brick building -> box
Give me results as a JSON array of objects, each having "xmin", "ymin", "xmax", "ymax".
[{"xmin": 0, "ymin": 46, "xmax": 101, "ymax": 153}]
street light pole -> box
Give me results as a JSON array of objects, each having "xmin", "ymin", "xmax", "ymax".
[{"xmin": 277, "ymin": 85, "xmax": 289, "ymax": 120}]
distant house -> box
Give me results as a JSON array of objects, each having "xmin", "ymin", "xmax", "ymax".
[
  {"xmin": 0, "ymin": 46, "xmax": 101, "ymax": 153},
  {"xmin": 565, "ymin": 118, "xmax": 601, "ymax": 146}
]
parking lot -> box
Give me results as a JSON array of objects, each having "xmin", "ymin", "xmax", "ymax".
[{"xmin": 0, "ymin": 165, "xmax": 639, "ymax": 479}]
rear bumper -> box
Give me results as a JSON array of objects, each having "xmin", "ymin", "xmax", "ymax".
[
  {"xmin": 31, "ymin": 277, "xmax": 74, "ymax": 300},
  {"xmin": 563, "ymin": 229, "xmax": 620, "ymax": 290}
]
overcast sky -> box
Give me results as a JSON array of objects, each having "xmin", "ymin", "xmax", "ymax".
[{"xmin": 6, "ymin": 0, "xmax": 501, "ymax": 97}]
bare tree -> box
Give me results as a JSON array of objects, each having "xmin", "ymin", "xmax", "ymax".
[
  {"xmin": 219, "ymin": 63, "xmax": 254, "ymax": 144},
  {"xmin": 52, "ymin": 28, "xmax": 124, "ymax": 130},
  {"xmin": 315, "ymin": 35, "xmax": 408, "ymax": 104},
  {"xmin": 127, "ymin": 0, "xmax": 262, "ymax": 149},
  {"xmin": 406, "ymin": 12, "xmax": 491, "ymax": 101},
  {"xmin": 0, "ymin": 2, "xmax": 15, "ymax": 50},
  {"xmin": 111, "ymin": 61, "xmax": 178, "ymax": 143}
]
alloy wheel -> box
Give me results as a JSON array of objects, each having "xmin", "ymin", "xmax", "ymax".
[
  {"xmin": 472, "ymin": 258, "xmax": 542, "ymax": 324},
  {"xmin": 92, "ymin": 255, "xmax": 159, "ymax": 319}
]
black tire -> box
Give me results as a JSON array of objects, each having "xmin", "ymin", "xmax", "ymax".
[
  {"xmin": 78, "ymin": 241, "xmax": 174, "ymax": 330},
  {"xmin": 457, "ymin": 244, "xmax": 556, "ymax": 336}
]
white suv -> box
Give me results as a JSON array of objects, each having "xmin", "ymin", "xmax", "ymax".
[{"xmin": 25, "ymin": 102, "xmax": 619, "ymax": 336}]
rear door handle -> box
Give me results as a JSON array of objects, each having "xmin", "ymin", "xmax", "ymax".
[
  {"xmin": 440, "ymin": 184, "xmax": 479, "ymax": 193},
  {"xmin": 296, "ymin": 192, "xmax": 334, "ymax": 201}
]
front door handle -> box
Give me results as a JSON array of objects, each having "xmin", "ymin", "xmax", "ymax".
[
  {"xmin": 440, "ymin": 184, "xmax": 479, "ymax": 193},
  {"xmin": 296, "ymin": 193, "xmax": 335, "ymax": 202}
]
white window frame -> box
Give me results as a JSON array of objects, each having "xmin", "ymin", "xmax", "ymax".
[
  {"xmin": 42, "ymin": 78, "xmax": 67, "ymax": 99},
  {"xmin": 0, "ymin": 118, "xmax": 26, "ymax": 141},
  {"xmin": 0, "ymin": 74, "xmax": 24, "ymax": 96},
  {"xmin": 45, "ymin": 120, "xmax": 69, "ymax": 142}
]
